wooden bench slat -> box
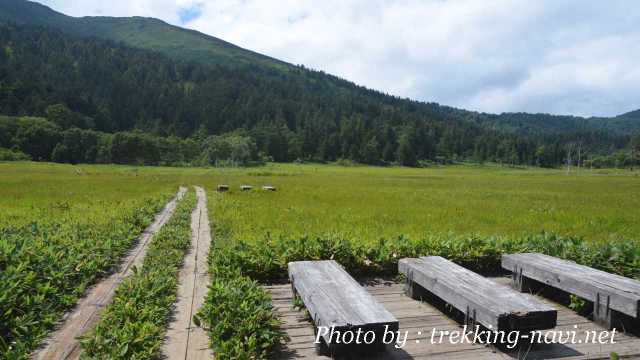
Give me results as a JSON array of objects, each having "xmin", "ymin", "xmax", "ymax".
[
  {"xmin": 399, "ymin": 256, "xmax": 557, "ymax": 332},
  {"xmin": 288, "ymin": 260, "xmax": 399, "ymax": 351},
  {"xmin": 502, "ymin": 253, "xmax": 640, "ymax": 318}
]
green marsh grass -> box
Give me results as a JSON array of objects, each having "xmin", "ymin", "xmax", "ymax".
[
  {"xmin": 206, "ymin": 163, "xmax": 640, "ymax": 245},
  {"xmin": 5, "ymin": 161, "xmax": 637, "ymax": 244}
]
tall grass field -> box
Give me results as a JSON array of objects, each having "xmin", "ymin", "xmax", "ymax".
[
  {"xmin": 3, "ymin": 162, "xmax": 638, "ymax": 243},
  {"xmin": 205, "ymin": 163, "xmax": 640, "ymax": 243}
]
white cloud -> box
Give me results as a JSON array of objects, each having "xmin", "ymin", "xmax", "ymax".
[{"xmin": 36, "ymin": 0, "xmax": 640, "ymax": 117}]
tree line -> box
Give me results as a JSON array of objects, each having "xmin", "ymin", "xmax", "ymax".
[
  {"xmin": 0, "ymin": 24, "xmax": 637, "ymax": 168},
  {"xmin": 0, "ymin": 116, "xmax": 261, "ymax": 166},
  {"xmin": 3, "ymin": 115, "xmax": 639, "ymax": 169}
]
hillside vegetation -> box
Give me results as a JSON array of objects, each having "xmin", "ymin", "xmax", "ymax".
[
  {"xmin": 0, "ymin": 0, "xmax": 287, "ymax": 70},
  {"xmin": 0, "ymin": 0, "xmax": 638, "ymax": 168}
]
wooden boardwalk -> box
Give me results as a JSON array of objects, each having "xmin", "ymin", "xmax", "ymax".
[
  {"xmin": 161, "ymin": 186, "xmax": 213, "ymax": 360},
  {"xmin": 33, "ymin": 187, "xmax": 187, "ymax": 360},
  {"xmin": 267, "ymin": 277, "xmax": 640, "ymax": 359}
]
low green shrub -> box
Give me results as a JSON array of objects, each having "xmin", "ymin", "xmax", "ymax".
[
  {"xmin": 81, "ymin": 190, "xmax": 196, "ymax": 359},
  {"xmin": 196, "ymin": 250, "xmax": 286, "ymax": 359},
  {"xmin": 0, "ymin": 196, "xmax": 169, "ymax": 359},
  {"xmin": 214, "ymin": 232, "xmax": 640, "ymax": 282},
  {"xmin": 0, "ymin": 147, "xmax": 31, "ymax": 161}
]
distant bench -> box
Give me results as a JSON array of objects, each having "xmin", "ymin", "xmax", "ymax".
[
  {"xmin": 288, "ymin": 260, "xmax": 399, "ymax": 355},
  {"xmin": 399, "ymin": 256, "xmax": 557, "ymax": 332},
  {"xmin": 503, "ymin": 253, "xmax": 640, "ymax": 330}
]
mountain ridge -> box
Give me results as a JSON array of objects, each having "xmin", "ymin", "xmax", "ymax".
[
  {"xmin": 0, "ymin": 0, "xmax": 292, "ymax": 70},
  {"xmin": 0, "ymin": 0, "xmax": 638, "ymax": 169},
  {"xmin": 1, "ymin": 0, "xmax": 638, "ymax": 135}
]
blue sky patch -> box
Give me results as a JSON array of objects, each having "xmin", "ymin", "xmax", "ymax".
[{"xmin": 178, "ymin": 4, "xmax": 203, "ymax": 24}]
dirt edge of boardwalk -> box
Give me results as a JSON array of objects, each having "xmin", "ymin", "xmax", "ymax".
[
  {"xmin": 33, "ymin": 186, "xmax": 188, "ymax": 360},
  {"xmin": 161, "ymin": 186, "xmax": 213, "ymax": 360}
]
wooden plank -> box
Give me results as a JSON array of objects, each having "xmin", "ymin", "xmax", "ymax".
[
  {"xmin": 399, "ymin": 256, "xmax": 557, "ymax": 332},
  {"xmin": 161, "ymin": 186, "xmax": 213, "ymax": 360},
  {"xmin": 288, "ymin": 260, "xmax": 399, "ymax": 352},
  {"xmin": 268, "ymin": 278, "xmax": 640, "ymax": 360},
  {"xmin": 502, "ymin": 253, "xmax": 640, "ymax": 319},
  {"xmin": 33, "ymin": 187, "xmax": 188, "ymax": 360}
]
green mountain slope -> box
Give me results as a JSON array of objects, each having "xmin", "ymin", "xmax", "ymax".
[
  {"xmin": 1, "ymin": 0, "xmax": 638, "ymax": 137},
  {"xmin": 0, "ymin": 0, "xmax": 73, "ymax": 28},
  {"xmin": 0, "ymin": 0, "xmax": 290, "ymax": 70},
  {"xmin": 0, "ymin": 0, "xmax": 637, "ymax": 171},
  {"xmin": 470, "ymin": 111, "xmax": 640, "ymax": 137},
  {"xmin": 597, "ymin": 110, "xmax": 640, "ymax": 134},
  {"xmin": 584, "ymin": 120, "xmax": 640, "ymax": 135}
]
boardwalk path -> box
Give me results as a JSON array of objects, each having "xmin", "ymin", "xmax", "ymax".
[
  {"xmin": 161, "ymin": 186, "xmax": 213, "ymax": 360},
  {"xmin": 34, "ymin": 187, "xmax": 187, "ymax": 360},
  {"xmin": 268, "ymin": 277, "xmax": 640, "ymax": 360}
]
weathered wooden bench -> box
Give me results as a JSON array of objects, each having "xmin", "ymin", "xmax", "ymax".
[
  {"xmin": 288, "ymin": 260, "xmax": 399, "ymax": 355},
  {"xmin": 503, "ymin": 253, "xmax": 640, "ymax": 330},
  {"xmin": 399, "ymin": 256, "xmax": 557, "ymax": 333}
]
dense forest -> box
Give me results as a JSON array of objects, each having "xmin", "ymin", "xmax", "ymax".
[{"xmin": 0, "ymin": 23, "xmax": 638, "ymax": 168}]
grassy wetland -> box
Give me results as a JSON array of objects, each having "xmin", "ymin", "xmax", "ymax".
[
  {"xmin": 0, "ymin": 162, "xmax": 178, "ymax": 227},
  {"xmin": 207, "ymin": 163, "xmax": 640, "ymax": 244},
  {"xmin": 3, "ymin": 161, "xmax": 638, "ymax": 243},
  {"xmin": 1, "ymin": 161, "xmax": 639, "ymax": 358}
]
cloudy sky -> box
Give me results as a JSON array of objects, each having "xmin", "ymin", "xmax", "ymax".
[{"xmin": 36, "ymin": 0, "xmax": 640, "ymax": 117}]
